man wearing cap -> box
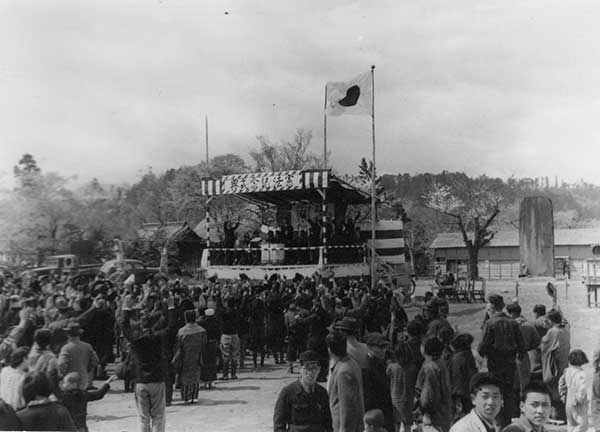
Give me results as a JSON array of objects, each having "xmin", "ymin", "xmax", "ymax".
[
  {"xmin": 58, "ymin": 323, "xmax": 99, "ymax": 391},
  {"xmin": 334, "ymin": 317, "xmax": 369, "ymax": 373},
  {"xmin": 364, "ymin": 333, "xmax": 394, "ymax": 432},
  {"xmin": 478, "ymin": 294, "xmax": 525, "ymax": 428},
  {"xmin": 450, "ymin": 373, "xmax": 503, "ymax": 432},
  {"xmin": 327, "ymin": 331, "xmax": 365, "ymax": 432},
  {"xmin": 273, "ymin": 350, "xmax": 332, "ymax": 432}
]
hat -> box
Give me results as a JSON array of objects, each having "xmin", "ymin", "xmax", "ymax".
[
  {"xmin": 334, "ymin": 317, "xmax": 359, "ymax": 334},
  {"xmin": 298, "ymin": 350, "xmax": 321, "ymax": 365},
  {"xmin": 205, "ymin": 308, "xmax": 215, "ymax": 316},
  {"xmin": 363, "ymin": 409, "xmax": 385, "ymax": 428},
  {"xmin": 293, "ymin": 273, "xmax": 304, "ymax": 283},
  {"xmin": 488, "ymin": 294, "xmax": 505, "ymax": 307},
  {"xmin": 239, "ymin": 273, "xmax": 249, "ymax": 281},
  {"xmin": 469, "ymin": 372, "xmax": 503, "ymax": 394},
  {"xmin": 365, "ymin": 332, "xmax": 389, "ymax": 347},
  {"xmin": 208, "ymin": 274, "xmax": 218, "ymax": 283},
  {"xmin": 54, "ymin": 296, "xmax": 69, "ymax": 310},
  {"xmin": 66, "ymin": 322, "xmax": 81, "ymax": 337}
]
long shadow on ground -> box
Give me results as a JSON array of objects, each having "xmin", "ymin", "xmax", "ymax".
[
  {"xmin": 88, "ymin": 414, "xmax": 136, "ymax": 421},
  {"xmin": 213, "ymin": 385, "xmax": 260, "ymax": 391},
  {"xmin": 449, "ymin": 305, "xmax": 487, "ymax": 318}
]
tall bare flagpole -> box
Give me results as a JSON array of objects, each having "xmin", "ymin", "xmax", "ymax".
[
  {"xmin": 370, "ymin": 65, "xmax": 376, "ymax": 291},
  {"xmin": 324, "ymin": 85, "xmax": 328, "ymax": 168},
  {"xmin": 205, "ymin": 115, "xmax": 209, "ymax": 164}
]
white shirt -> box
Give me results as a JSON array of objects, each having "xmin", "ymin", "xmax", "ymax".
[{"xmin": 0, "ymin": 366, "xmax": 26, "ymax": 410}]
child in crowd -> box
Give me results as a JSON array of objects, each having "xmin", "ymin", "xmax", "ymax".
[
  {"xmin": 559, "ymin": 349, "xmax": 589, "ymax": 432},
  {"xmin": 448, "ymin": 333, "xmax": 478, "ymax": 422},
  {"xmin": 60, "ymin": 371, "xmax": 116, "ymax": 432},
  {"xmin": 387, "ymin": 343, "xmax": 418, "ymax": 432}
]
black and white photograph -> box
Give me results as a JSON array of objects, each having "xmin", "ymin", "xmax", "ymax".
[{"xmin": 2, "ymin": 1, "xmax": 600, "ymax": 431}]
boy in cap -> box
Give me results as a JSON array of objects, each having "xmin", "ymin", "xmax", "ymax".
[
  {"xmin": 273, "ymin": 350, "xmax": 332, "ymax": 432},
  {"xmin": 450, "ymin": 372, "xmax": 503, "ymax": 432}
]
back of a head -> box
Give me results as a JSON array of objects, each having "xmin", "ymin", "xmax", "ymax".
[
  {"xmin": 184, "ymin": 309, "xmax": 196, "ymax": 324},
  {"xmin": 547, "ymin": 310, "xmax": 562, "ymax": 324},
  {"xmin": 506, "ymin": 303, "xmax": 521, "ymax": 316},
  {"xmin": 9, "ymin": 346, "xmax": 29, "ymax": 369},
  {"xmin": 22, "ymin": 372, "xmax": 53, "ymax": 403},
  {"xmin": 533, "ymin": 304, "xmax": 546, "ymax": 316},
  {"xmin": 407, "ymin": 319, "xmax": 424, "ymax": 337},
  {"xmin": 326, "ymin": 331, "xmax": 347, "ymax": 358},
  {"xmin": 62, "ymin": 372, "xmax": 82, "ymax": 390},
  {"xmin": 34, "ymin": 328, "xmax": 51, "ymax": 349}
]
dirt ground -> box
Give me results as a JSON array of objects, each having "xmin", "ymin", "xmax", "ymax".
[{"xmin": 87, "ymin": 277, "xmax": 600, "ymax": 432}]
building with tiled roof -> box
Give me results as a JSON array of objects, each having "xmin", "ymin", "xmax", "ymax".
[{"xmin": 430, "ymin": 228, "xmax": 600, "ymax": 279}]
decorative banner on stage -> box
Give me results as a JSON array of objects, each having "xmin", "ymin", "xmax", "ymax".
[
  {"xmin": 221, "ymin": 171, "xmax": 303, "ymax": 194},
  {"xmin": 201, "ymin": 170, "xmax": 330, "ymax": 196}
]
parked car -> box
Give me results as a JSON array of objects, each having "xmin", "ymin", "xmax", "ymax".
[{"xmin": 99, "ymin": 259, "xmax": 163, "ymax": 285}]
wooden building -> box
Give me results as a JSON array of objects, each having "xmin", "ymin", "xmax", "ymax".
[
  {"xmin": 137, "ymin": 221, "xmax": 205, "ymax": 272},
  {"xmin": 430, "ymin": 228, "xmax": 600, "ymax": 279}
]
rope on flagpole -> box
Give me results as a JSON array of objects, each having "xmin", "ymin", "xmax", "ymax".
[{"xmin": 370, "ymin": 65, "xmax": 376, "ymax": 291}]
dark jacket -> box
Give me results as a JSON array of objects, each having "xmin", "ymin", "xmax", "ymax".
[
  {"xmin": 364, "ymin": 354, "xmax": 395, "ymax": 432},
  {"xmin": 61, "ymin": 383, "xmax": 110, "ymax": 430},
  {"xmin": 274, "ymin": 379, "xmax": 333, "ymax": 432},
  {"xmin": 0, "ymin": 398, "xmax": 22, "ymax": 430},
  {"xmin": 449, "ymin": 349, "xmax": 478, "ymax": 399},
  {"xmin": 16, "ymin": 400, "xmax": 76, "ymax": 431},
  {"xmin": 121, "ymin": 308, "xmax": 177, "ymax": 383},
  {"xmin": 478, "ymin": 312, "xmax": 525, "ymax": 362}
]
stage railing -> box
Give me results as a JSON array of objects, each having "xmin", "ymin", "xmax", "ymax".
[{"xmin": 204, "ymin": 244, "xmax": 366, "ymax": 266}]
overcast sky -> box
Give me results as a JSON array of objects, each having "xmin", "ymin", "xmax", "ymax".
[{"xmin": 2, "ymin": 0, "xmax": 600, "ymax": 187}]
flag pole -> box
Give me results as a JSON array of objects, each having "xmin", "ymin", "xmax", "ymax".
[
  {"xmin": 205, "ymin": 115, "xmax": 209, "ymax": 164},
  {"xmin": 323, "ymin": 85, "xmax": 328, "ymax": 168},
  {"xmin": 370, "ymin": 65, "xmax": 376, "ymax": 291}
]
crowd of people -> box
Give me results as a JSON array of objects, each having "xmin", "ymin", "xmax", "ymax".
[
  {"xmin": 274, "ymin": 288, "xmax": 600, "ymax": 432},
  {"xmin": 0, "ymin": 267, "xmax": 598, "ymax": 432}
]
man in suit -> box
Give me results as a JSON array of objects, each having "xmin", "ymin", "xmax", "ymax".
[
  {"xmin": 58, "ymin": 323, "xmax": 99, "ymax": 390},
  {"xmin": 326, "ymin": 331, "xmax": 364, "ymax": 432}
]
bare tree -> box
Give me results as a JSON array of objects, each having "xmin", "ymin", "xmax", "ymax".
[
  {"xmin": 424, "ymin": 176, "xmax": 502, "ymax": 278},
  {"xmin": 250, "ymin": 128, "xmax": 324, "ymax": 172}
]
